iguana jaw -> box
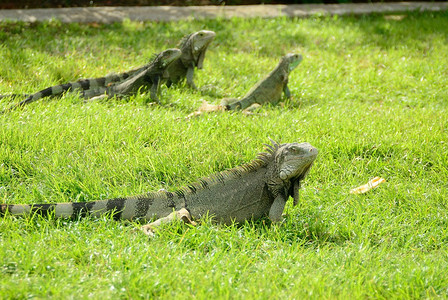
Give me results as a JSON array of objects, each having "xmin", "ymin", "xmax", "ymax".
[{"xmin": 286, "ymin": 53, "xmax": 303, "ymax": 72}]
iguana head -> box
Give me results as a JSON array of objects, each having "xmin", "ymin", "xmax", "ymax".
[
  {"xmin": 275, "ymin": 142, "xmax": 318, "ymax": 182},
  {"xmin": 155, "ymin": 48, "xmax": 182, "ymax": 69},
  {"xmin": 181, "ymin": 30, "xmax": 216, "ymax": 69},
  {"xmin": 282, "ymin": 53, "xmax": 303, "ymax": 72}
]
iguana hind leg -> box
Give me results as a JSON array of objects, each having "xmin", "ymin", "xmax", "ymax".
[
  {"xmin": 149, "ymin": 77, "xmax": 161, "ymax": 104},
  {"xmin": 85, "ymin": 94, "xmax": 109, "ymax": 102},
  {"xmin": 141, "ymin": 208, "xmax": 197, "ymax": 237},
  {"xmin": 242, "ymin": 103, "xmax": 262, "ymax": 115}
]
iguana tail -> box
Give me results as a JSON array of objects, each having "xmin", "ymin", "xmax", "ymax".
[
  {"xmin": 0, "ymin": 94, "xmax": 30, "ymax": 100},
  {"xmin": 1, "ymin": 198, "xmax": 128, "ymax": 220},
  {"xmin": 0, "ymin": 71, "xmax": 139, "ymax": 114},
  {"xmin": 0, "ymin": 80, "xmax": 93, "ymax": 114},
  {"xmin": 0, "ymin": 191, "xmax": 162, "ymax": 220}
]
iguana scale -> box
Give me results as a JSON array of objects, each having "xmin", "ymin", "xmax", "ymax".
[
  {"xmin": 164, "ymin": 30, "xmax": 216, "ymax": 90},
  {"xmin": 1, "ymin": 141, "xmax": 318, "ymax": 236},
  {"xmin": 0, "ymin": 48, "xmax": 181, "ymax": 114}
]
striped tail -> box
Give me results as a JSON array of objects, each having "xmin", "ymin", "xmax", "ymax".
[
  {"xmin": 0, "ymin": 94, "xmax": 30, "ymax": 100},
  {"xmin": 1, "ymin": 80, "xmax": 90, "ymax": 114},
  {"xmin": 1, "ymin": 198, "xmax": 128, "ymax": 220},
  {"xmin": 0, "ymin": 70, "xmax": 141, "ymax": 114}
]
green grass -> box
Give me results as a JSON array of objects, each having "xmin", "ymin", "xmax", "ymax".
[{"xmin": 1, "ymin": 12, "xmax": 448, "ymax": 298}]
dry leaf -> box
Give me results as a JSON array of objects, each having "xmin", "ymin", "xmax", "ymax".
[
  {"xmin": 349, "ymin": 177, "xmax": 386, "ymax": 194},
  {"xmin": 186, "ymin": 101, "xmax": 225, "ymax": 118}
]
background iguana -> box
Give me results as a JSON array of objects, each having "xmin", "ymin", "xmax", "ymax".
[
  {"xmin": 164, "ymin": 30, "xmax": 216, "ymax": 90},
  {"xmin": 0, "ymin": 48, "xmax": 181, "ymax": 114},
  {"xmin": 86, "ymin": 48, "xmax": 181, "ymax": 103},
  {"xmin": 224, "ymin": 53, "xmax": 302, "ymax": 110},
  {"xmin": 191, "ymin": 53, "xmax": 302, "ymax": 117},
  {"xmin": 1, "ymin": 141, "xmax": 318, "ymax": 236}
]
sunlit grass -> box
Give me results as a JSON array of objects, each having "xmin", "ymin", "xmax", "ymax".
[{"xmin": 1, "ymin": 11, "xmax": 448, "ymax": 298}]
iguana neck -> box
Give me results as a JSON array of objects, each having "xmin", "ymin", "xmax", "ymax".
[
  {"xmin": 178, "ymin": 36, "xmax": 195, "ymax": 67},
  {"xmin": 269, "ymin": 58, "xmax": 290, "ymax": 78}
]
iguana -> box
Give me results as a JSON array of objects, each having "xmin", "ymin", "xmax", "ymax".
[
  {"xmin": 0, "ymin": 48, "xmax": 181, "ymax": 114},
  {"xmin": 1, "ymin": 140, "xmax": 318, "ymax": 236},
  {"xmin": 86, "ymin": 48, "xmax": 181, "ymax": 103},
  {"xmin": 190, "ymin": 53, "xmax": 303, "ymax": 117},
  {"xmin": 164, "ymin": 30, "xmax": 216, "ymax": 90},
  {"xmin": 223, "ymin": 53, "xmax": 303, "ymax": 110}
]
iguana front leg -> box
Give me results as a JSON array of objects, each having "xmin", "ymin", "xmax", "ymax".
[
  {"xmin": 141, "ymin": 208, "xmax": 197, "ymax": 237},
  {"xmin": 283, "ymin": 84, "xmax": 291, "ymax": 99},
  {"xmin": 149, "ymin": 76, "xmax": 161, "ymax": 104},
  {"xmin": 165, "ymin": 79, "xmax": 173, "ymax": 88},
  {"xmin": 269, "ymin": 194, "xmax": 287, "ymax": 222},
  {"xmin": 186, "ymin": 66, "xmax": 198, "ymax": 90},
  {"xmin": 292, "ymin": 180, "xmax": 300, "ymax": 206}
]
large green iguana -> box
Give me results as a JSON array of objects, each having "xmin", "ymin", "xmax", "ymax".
[
  {"xmin": 0, "ymin": 48, "xmax": 181, "ymax": 114},
  {"xmin": 1, "ymin": 141, "xmax": 318, "ymax": 236},
  {"xmin": 164, "ymin": 30, "xmax": 216, "ymax": 90}
]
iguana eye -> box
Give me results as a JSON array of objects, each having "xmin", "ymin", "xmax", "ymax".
[{"xmin": 289, "ymin": 145, "xmax": 302, "ymax": 154}]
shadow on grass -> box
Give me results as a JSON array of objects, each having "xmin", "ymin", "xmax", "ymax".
[{"xmin": 334, "ymin": 11, "xmax": 448, "ymax": 50}]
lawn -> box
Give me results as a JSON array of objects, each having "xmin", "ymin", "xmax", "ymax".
[{"xmin": 1, "ymin": 11, "xmax": 448, "ymax": 298}]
